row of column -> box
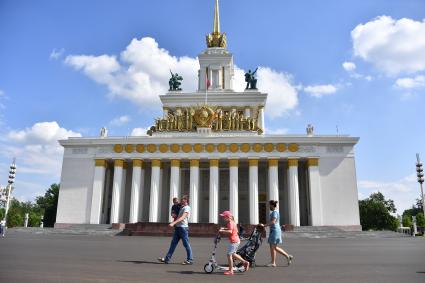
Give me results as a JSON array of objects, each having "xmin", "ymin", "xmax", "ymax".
[{"xmin": 89, "ymin": 158, "xmax": 323, "ymax": 226}]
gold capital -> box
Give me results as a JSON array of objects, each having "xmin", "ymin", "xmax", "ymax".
[
  {"xmin": 114, "ymin": 159, "xmax": 124, "ymax": 167},
  {"xmin": 210, "ymin": 159, "xmax": 219, "ymax": 167},
  {"xmin": 249, "ymin": 159, "xmax": 259, "ymax": 167},
  {"xmin": 268, "ymin": 159, "xmax": 279, "ymax": 167},
  {"xmin": 133, "ymin": 159, "xmax": 143, "ymax": 168},
  {"xmin": 190, "ymin": 159, "xmax": 200, "ymax": 167},
  {"xmin": 229, "ymin": 159, "xmax": 239, "ymax": 167},
  {"xmin": 307, "ymin": 158, "xmax": 319, "ymax": 167},
  {"xmin": 171, "ymin": 159, "xmax": 180, "ymax": 167},
  {"xmin": 95, "ymin": 159, "xmax": 107, "ymax": 167},
  {"xmin": 288, "ymin": 158, "xmax": 299, "ymax": 167},
  {"xmin": 151, "ymin": 159, "xmax": 161, "ymax": 167}
]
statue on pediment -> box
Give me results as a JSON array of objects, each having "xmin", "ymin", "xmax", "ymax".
[
  {"xmin": 169, "ymin": 71, "xmax": 183, "ymax": 91},
  {"xmin": 245, "ymin": 68, "xmax": 258, "ymax": 90}
]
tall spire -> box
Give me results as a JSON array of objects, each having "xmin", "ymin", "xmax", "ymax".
[
  {"xmin": 213, "ymin": 0, "xmax": 220, "ymax": 34},
  {"xmin": 206, "ymin": 0, "xmax": 227, "ymax": 48}
]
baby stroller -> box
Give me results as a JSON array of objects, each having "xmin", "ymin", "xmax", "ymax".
[{"xmin": 235, "ymin": 224, "xmax": 264, "ymax": 267}]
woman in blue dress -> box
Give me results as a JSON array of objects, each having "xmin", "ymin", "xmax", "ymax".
[{"xmin": 264, "ymin": 200, "xmax": 293, "ymax": 267}]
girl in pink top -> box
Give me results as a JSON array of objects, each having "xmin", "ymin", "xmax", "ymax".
[{"xmin": 219, "ymin": 211, "xmax": 250, "ymax": 275}]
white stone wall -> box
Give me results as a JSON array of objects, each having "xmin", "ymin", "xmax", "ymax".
[
  {"xmin": 56, "ymin": 157, "xmax": 95, "ymax": 224},
  {"xmin": 320, "ymin": 156, "xmax": 360, "ymax": 226}
]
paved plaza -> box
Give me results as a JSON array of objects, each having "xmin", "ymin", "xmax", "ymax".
[{"xmin": 0, "ymin": 230, "xmax": 424, "ymax": 283}]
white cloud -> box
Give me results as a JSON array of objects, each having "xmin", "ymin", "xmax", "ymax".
[
  {"xmin": 130, "ymin": 127, "xmax": 148, "ymax": 136},
  {"xmin": 395, "ymin": 75, "xmax": 425, "ymax": 89},
  {"xmin": 352, "ymin": 16, "xmax": 425, "ymax": 75},
  {"xmin": 50, "ymin": 48, "xmax": 65, "ymax": 60},
  {"xmin": 303, "ymin": 84, "xmax": 338, "ymax": 98},
  {"xmin": 109, "ymin": 115, "xmax": 131, "ymax": 126},
  {"xmin": 65, "ymin": 37, "xmax": 299, "ymax": 119},
  {"xmin": 343, "ymin": 62, "xmax": 356, "ymax": 72},
  {"xmin": 358, "ymin": 174, "xmax": 420, "ymax": 214},
  {"xmin": 2, "ymin": 122, "xmax": 81, "ymax": 177},
  {"xmin": 266, "ymin": 128, "xmax": 289, "ymax": 135}
]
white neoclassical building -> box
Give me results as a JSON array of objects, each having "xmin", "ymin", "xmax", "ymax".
[{"xmin": 56, "ymin": 0, "xmax": 361, "ymax": 230}]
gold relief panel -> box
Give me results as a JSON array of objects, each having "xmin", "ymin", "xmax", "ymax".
[
  {"xmin": 229, "ymin": 143, "xmax": 239, "ymax": 153},
  {"xmin": 125, "ymin": 144, "xmax": 134, "ymax": 153},
  {"xmin": 307, "ymin": 158, "xmax": 319, "ymax": 167},
  {"xmin": 159, "ymin": 144, "xmax": 169, "ymax": 153},
  {"xmin": 136, "ymin": 144, "xmax": 145, "ymax": 153},
  {"xmin": 288, "ymin": 158, "xmax": 299, "ymax": 167},
  {"xmin": 241, "ymin": 143, "xmax": 250, "ymax": 153},
  {"xmin": 249, "ymin": 159, "xmax": 259, "ymax": 167},
  {"xmin": 276, "ymin": 143, "xmax": 286, "ymax": 152},
  {"xmin": 217, "ymin": 143, "xmax": 227, "ymax": 153},
  {"xmin": 210, "ymin": 159, "xmax": 219, "ymax": 167},
  {"xmin": 288, "ymin": 143, "xmax": 299, "ymax": 152},
  {"xmin": 147, "ymin": 144, "xmax": 157, "ymax": 153},
  {"xmin": 151, "ymin": 159, "xmax": 161, "ymax": 167},
  {"xmin": 253, "ymin": 143, "xmax": 263, "ymax": 153},
  {"xmin": 264, "ymin": 143, "xmax": 274, "ymax": 152},
  {"xmin": 182, "ymin": 144, "xmax": 192, "ymax": 153},
  {"xmin": 95, "ymin": 159, "xmax": 107, "ymax": 167},
  {"xmin": 193, "ymin": 144, "xmax": 203, "ymax": 153},
  {"xmin": 114, "ymin": 144, "xmax": 123, "ymax": 153},
  {"xmin": 205, "ymin": 144, "xmax": 215, "ymax": 153},
  {"xmin": 171, "ymin": 144, "xmax": 180, "ymax": 153},
  {"xmin": 171, "ymin": 159, "xmax": 180, "ymax": 167},
  {"xmin": 229, "ymin": 159, "xmax": 239, "ymax": 167}
]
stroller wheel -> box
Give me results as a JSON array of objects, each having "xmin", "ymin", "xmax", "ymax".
[{"xmin": 204, "ymin": 263, "xmax": 215, "ymax": 274}]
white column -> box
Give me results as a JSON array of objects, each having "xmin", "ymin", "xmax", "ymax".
[
  {"xmin": 90, "ymin": 159, "xmax": 106, "ymax": 224},
  {"xmin": 129, "ymin": 160, "xmax": 143, "ymax": 223},
  {"xmin": 258, "ymin": 106, "xmax": 265, "ymax": 132},
  {"xmin": 268, "ymin": 159, "xmax": 279, "ymax": 202},
  {"xmin": 119, "ymin": 163, "xmax": 127, "ymax": 222},
  {"xmin": 229, "ymin": 159, "xmax": 239, "ymax": 223},
  {"xmin": 308, "ymin": 158, "xmax": 323, "ymax": 226},
  {"xmin": 110, "ymin": 160, "xmax": 124, "ymax": 224},
  {"xmin": 149, "ymin": 160, "xmax": 161, "ymax": 222},
  {"xmin": 169, "ymin": 160, "xmax": 181, "ymax": 222},
  {"xmin": 288, "ymin": 159, "xmax": 300, "ymax": 226},
  {"xmin": 138, "ymin": 164, "xmax": 145, "ymax": 222},
  {"xmin": 249, "ymin": 159, "xmax": 259, "ymax": 225},
  {"xmin": 209, "ymin": 159, "xmax": 219, "ymax": 224},
  {"xmin": 189, "ymin": 159, "xmax": 200, "ymax": 223}
]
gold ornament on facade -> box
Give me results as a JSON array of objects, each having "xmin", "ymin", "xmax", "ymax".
[
  {"xmin": 229, "ymin": 143, "xmax": 239, "ymax": 153},
  {"xmin": 210, "ymin": 159, "xmax": 219, "ymax": 167},
  {"xmin": 190, "ymin": 159, "xmax": 200, "ymax": 167},
  {"xmin": 193, "ymin": 144, "xmax": 203, "ymax": 153},
  {"xmin": 253, "ymin": 143, "xmax": 263, "ymax": 152},
  {"xmin": 307, "ymin": 158, "xmax": 319, "ymax": 167},
  {"xmin": 171, "ymin": 159, "xmax": 180, "ymax": 167},
  {"xmin": 114, "ymin": 159, "xmax": 124, "ymax": 167},
  {"xmin": 276, "ymin": 143, "xmax": 286, "ymax": 152},
  {"xmin": 249, "ymin": 159, "xmax": 259, "ymax": 167},
  {"xmin": 268, "ymin": 159, "xmax": 279, "ymax": 167},
  {"xmin": 151, "ymin": 159, "xmax": 161, "ymax": 167},
  {"xmin": 159, "ymin": 144, "xmax": 169, "ymax": 153},
  {"xmin": 136, "ymin": 144, "xmax": 145, "ymax": 153},
  {"xmin": 241, "ymin": 143, "xmax": 250, "ymax": 153},
  {"xmin": 205, "ymin": 144, "xmax": 215, "ymax": 153},
  {"xmin": 193, "ymin": 106, "xmax": 216, "ymax": 128},
  {"xmin": 264, "ymin": 143, "xmax": 274, "ymax": 152},
  {"xmin": 229, "ymin": 159, "xmax": 239, "ymax": 167},
  {"xmin": 288, "ymin": 158, "xmax": 299, "ymax": 167},
  {"xmin": 125, "ymin": 144, "xmax": 134, "ymax": 153},
  {"xmin": 133, "ymin": 159, "xmax": 143, "ymax": 167},
  {"xmin": 95, "ymin": 159, "xmax": 107, "ymax": 167},
  {"xmin": 288, "ymin": 143, "xmax": 299, "ymax": 152},
  {"xmin": 114, "ymin": 144, "xmax": 123, "ymax": 153},
  {"xmin": 147, "ymin": 144, "xmax": 157, "ymax": 153},
  {"xmin": 217, "ymin": 143, "xmax": 227, "ymax": 153},
  {"xmin": 182, "ymin": 144, "xmax": 192, "ymax": 153},
  {"xmin": 171, "ymin": 144, "xmax": 180, "ymax": 153}
]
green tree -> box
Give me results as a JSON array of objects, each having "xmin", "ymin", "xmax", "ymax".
[
  {"xmin": 36, "ymin": 184, "xmax": 59, "ymax": 227},
  {"xmin": 359, "ymin": 192, "xmax": 399, "ymax": 231},
  {"xmin": 402, "ymin": 214, "xmax": 412, "ymax": 227},
  {"xmin": 416, "ymin": 213, "xmax": 425, "ymax": 227}
]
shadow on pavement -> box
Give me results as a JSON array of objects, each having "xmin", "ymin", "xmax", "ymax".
[
  {"xmin": 117, "ymin": 260, "xmax": 177, "ymax": 265},
  {"xmin": 167, "ymin": 270, "xmax": 223, "ymax": 275}
]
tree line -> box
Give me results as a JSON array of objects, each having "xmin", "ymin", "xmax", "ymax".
[{"xmin": 0, "ymin": 183, "xmax": 59, "ymax": 228}]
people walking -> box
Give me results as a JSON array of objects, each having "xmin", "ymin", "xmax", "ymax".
[
  {"xmin": 263, "ymin": 200, "xmax": 293, "ymax": 267},
  {"xmin": 158, "ymin": 195, "xmax": 193, "ymax": 264},
  {"xmin": 0, "ymin": 219, "xmax": 6, "ymax": 237},
  {"xmin": 219, "ymin": 211, "xmax": 250, "ymax": 275}
]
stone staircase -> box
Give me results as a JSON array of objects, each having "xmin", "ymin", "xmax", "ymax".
[
  {"xmin": 10, "ymin": 224, "xmax": 122, "ymax": 236},
  {"xmin": 284, "ymin": 226, "xmax": 411, "ymax": 239}
]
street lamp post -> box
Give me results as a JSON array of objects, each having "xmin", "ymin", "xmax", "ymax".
[
  {"xmin": 3, "ymin": 159, "xmax": 17, "ymax": 226},
  {"xmin": 416, "ymin": 153, "xmax": 425, "ymax": 215}
]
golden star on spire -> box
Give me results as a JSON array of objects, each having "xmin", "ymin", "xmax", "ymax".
[{"xmin": 206, "ymin": 0, "xmax": 227, "ymax": 48}]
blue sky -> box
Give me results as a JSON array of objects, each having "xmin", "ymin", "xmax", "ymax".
[{"xmin": 0, "ymin": 0, "xmax": 424, "ymax": 214}]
